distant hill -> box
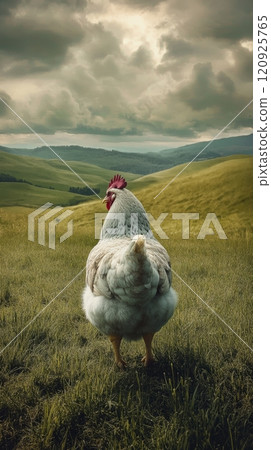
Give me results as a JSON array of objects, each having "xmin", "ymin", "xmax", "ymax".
[
  {"xmin": 0, "ymin": 134, "xmax": 252, "ymax": 175},
  {"xmin": 0, "ymin": 146, "xmax": 252, "ymax": 228},
  {"xmin": 159, "ymin": 134, "xmax": 253, "ymax": 161},
  {"xmin": 0, "ymin": 145, "xmax": 166, "ymax": 175},
  {"xmin": 0, "ymin": 150, "xmax": 139, "ymax": 207},
  {"xmin": 73, "ymin": 154, "xmax": 252, "ymax": 240}
]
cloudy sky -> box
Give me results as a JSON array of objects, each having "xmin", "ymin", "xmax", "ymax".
[{"xmin": 0, "ymin": 0, "xmax": 252, "ymax": 151}]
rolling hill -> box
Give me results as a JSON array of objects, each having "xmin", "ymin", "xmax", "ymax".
[
  {"xmin": 0, "ymin": 134, "xmax": 252, "ymax": 175},
  {"xmin": 160, "ymin": 133, "xmax": 252, "ymax": 161},
  {"xmin": 0, "ymin": 149, "xmax": 252, "ymax": 239},
  {"xmin": 0, "ymin": 150, "xmax": 139, "ymax": 207},
  {"xmin": 68, "ymin": 154, "xmax": 252, "ymax": 241}
]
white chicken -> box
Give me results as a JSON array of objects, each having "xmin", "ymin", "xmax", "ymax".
[{"xmin": 82, "ymin": 175, "xmax": 178, "ymax": 368}]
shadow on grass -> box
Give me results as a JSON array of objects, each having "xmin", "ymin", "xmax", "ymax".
[
  {"xmin": 107, "ymin": 345, "xmax": 252, "ymax": 449},
  {"xmin": 111, "ymin": 345, "xmax": 214, "ymax": 415},
  {"xmin": 0, "ymin": 345, "xmax": 252, "ymax": 450}
]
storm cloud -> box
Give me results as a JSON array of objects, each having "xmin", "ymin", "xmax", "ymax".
[{"xmin": 0, "ymin": 0, "xmax": 252, "ymax": 148}]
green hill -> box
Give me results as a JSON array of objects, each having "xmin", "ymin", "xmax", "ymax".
[
  {"xmin": 70, "ymin": 154, "xmax": 252, "ymax": 240},
  {"xmin": 160, "ymin": 133, "xmax": 253, "ymax": 160},
  {"xmin": 0, "ymin": 134, "xmax": 252, "ymax": 175},
  {"xmin": 0, "ymin": 151, "xmax": 139, "ymax": 207},
  {"xmin": 0, "ymin": 150, "xmax": 252, "ymax": 239}
]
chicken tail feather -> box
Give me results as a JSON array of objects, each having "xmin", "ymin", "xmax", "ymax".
[{"xmin": 134, "ymin": 235, "xmax": 145, "ymax": 254}]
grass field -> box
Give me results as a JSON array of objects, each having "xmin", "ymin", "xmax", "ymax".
[
  {"xmin": 0, "ymin": 133, "xmax": 252, "ymax": 175},
  {"xmin": 0, "ymin": 150, "xmax": 139, "ymax": 207},
  {"xmin": 0, "ymin": 156, "xmax": 252, "ymax": 449}
]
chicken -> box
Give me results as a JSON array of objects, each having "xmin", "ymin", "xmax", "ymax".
[{"xmin": 82, "ymin": 174, "xmax": 178, "ymax": 368}]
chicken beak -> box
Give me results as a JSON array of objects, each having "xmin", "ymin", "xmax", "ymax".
[{"xmin": 102, "ymin": 196, "xmax": 107, "ymax": 203}]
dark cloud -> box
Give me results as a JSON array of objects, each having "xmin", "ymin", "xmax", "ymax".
[
  {"xmin": 149, "ymin": 123, "xmax": 197, "ymax": 138},
  {"xmin": 0, "ymin": 16, "xmax": 84, "ymax": 69},
  {"xmin": 168, "ymin": 0, "xmax": 252, "ymax": 42},
  {"xmin": 1, "ymin": 59, "xmax": 58, "ymax": 77},
  {"xmin": 92, "ymin": 55, "xmax": 121, "ymax": 79},
  {"xmin": 0, "ymin": 91, "xmax": 13, "ymax": 117},
  {"xmin": 85, "ymin": 23, "xmax": 122, "ymax": 61},
  {"xmin": 160, "ymin": 35, "xmax": 193, "ymax": 60},
  {"xmin": 0, "ymin": 0, "xmax": 252, "ymax": 141},
  {"xmin": 231, "ymin": 44, "xmax": 253, "ymax": 82},
  {"xmin": 34, "ymin": 90, "xmax": 78, "ymax": 130},
  {"xmin": 196, "ymin": 0, "xmax": 252, "ymax": 41},
  {"xmin": 72, "ymin": 124, "xmax": 141, "ymax": 136},
  {"xmin": 0, "ymin": 1, "xmax": 85, "ymax": 77},
  {"xmin": 0, "ymin": 0, "xmax": 20, "ymax": 15},
  {"xmin": 111, "ymin": 0, "xmax": 165, "ymax": 7},
  {"xmin": 46, "ymin": 0, "xmax": 88, "ymax": 9},
  {"xmin": 148, "ymin": 60, "xmax": 252, "ymax": 137},
  {"xmin": 129, "ymin": 46, "xmax": 154, "ymax": 68},
  {"xmin": 177, "ymin": 63, "xmax": 245, "ymax": 112},
  {"xmin": 0, "ymin": 0, "xmax": 88, "ymax": 14}
]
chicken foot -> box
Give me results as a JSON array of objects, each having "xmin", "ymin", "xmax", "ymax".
[
  {"xmin": 109, "ymin": 335, "xmax": 127, "ymax": 369},
  {"xmin": 141, "ymin": 333, "xmax": 155, "ymax": 367}
]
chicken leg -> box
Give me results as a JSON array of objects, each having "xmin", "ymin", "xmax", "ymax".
[
  {"xmin": 141, "ymin": 333, "xmax": 155, "ymax": 367},
  {"xmin": 109, "ymin": 335, "xmax": 127, "ymax": 369}
]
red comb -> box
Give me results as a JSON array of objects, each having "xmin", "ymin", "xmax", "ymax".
[{"xmin": 108, "ymin": 174, "xmax": 127, "ymax": 190}]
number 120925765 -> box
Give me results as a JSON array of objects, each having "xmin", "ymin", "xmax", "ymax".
[{"xmin": 257, "ymin": 16, "xmax": 268, "ymax": 82}]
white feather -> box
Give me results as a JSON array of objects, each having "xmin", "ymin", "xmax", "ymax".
[
  {"xmin": 83, "ymin": 185, "xmax": 178, "ymax": 341},
  {"xmin": 82, "ymin": 285, "xmax": 178, "ymax": 341}
]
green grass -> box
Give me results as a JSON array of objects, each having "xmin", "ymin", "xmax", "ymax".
[
  {"xmin": 133, "ymin": 155, "xmax": 252, "ymax": 240},
  {"xmin": 0, "ymin": 150, "xmax": 139, "ymax": 207},
  {"xmin": 0, "ymin": 133, "xmax": 252, "ymax": 175},
  {"xmin": 0, "ymin": 182, "xmax": 91, "ymax": 208},
  {"xmin": 0, "ymin": 156, "xmax": 252, "ymax": 449}
]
